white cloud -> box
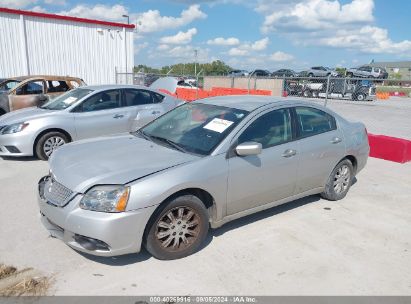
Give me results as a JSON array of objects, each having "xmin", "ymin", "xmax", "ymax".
[
  {"xmin": 0, "ymin": 0, "xmax": 37, "ymax": 8},
  {"xmin": 157, "ymin": 45, "xmax": 210, "ymax": 62},
  {"xmin": 227, "ymin": 37, "xmax": 269, "ymax": 57},
  {"xmin": 261, "ymin": 0, "xmax": 374, "ymax": 33},
  {"xmin": 228, "ymin": 48, "xmax": 249, "ymax": 56},
  {"xmin": 250, "ymin": 37, "xmax": 269, "ymax": 50},
  {"xmin": 207, "ymin": 37, "xmax": 240, "ymax": 46},
  {"xmin": 319, "ymin": 26, "xmax": 411, "ymax": 54},
  {"xmin": 134, "ymin": 41, "xmax": 149, "ymax": 55},
  {"xmin": 157, "ymin": 44, "xmax": 170, "ymax": 51},
  {"xmin": 59, "ymin": 4, "xmax": 128, "ymax": 22},
  {"xmin": 31, "ymin": 5, "xmax": 48, "ymax": 12},
  {"xmin": 269, "ymin": 51, "xmax": 294, "ymax": 61},
  {"xmin": 134, "ymin": 4, "xmax": 206, "ymax": 33},
  {"xmin": 159, "ymin": 28, "xmax": 197, "ymax": 45}
]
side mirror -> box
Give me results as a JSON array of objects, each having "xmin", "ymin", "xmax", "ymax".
[{"xmin": 235, "ymin": 142, "xmax": 262, "ymax": 156}]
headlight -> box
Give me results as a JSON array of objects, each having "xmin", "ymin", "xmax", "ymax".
[
  {"xmin": 79, "ymin": 185, "xmax": 130, "ymax": 213},
  {"xmin": 0, "ymin": 122, "xmax": 29, "ymax": 135}
]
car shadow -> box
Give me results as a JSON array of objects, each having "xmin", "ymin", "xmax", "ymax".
[
  {"xmin": 77, "ymin": 248, "xmax": 152, "ymax": 266},
  {"xmin": 211, "ymin": 194, "xmax": 321, "ymax": 238},
  {"xmin": 0, "ymin": 156, "xmax": 39, "ymax": 162}
]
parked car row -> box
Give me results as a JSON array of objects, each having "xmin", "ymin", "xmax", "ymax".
[{"xmin": 228, "ymin": 65, "xmax": 388, "ymax": 79}]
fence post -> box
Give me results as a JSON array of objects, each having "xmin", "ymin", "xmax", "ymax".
[{"xmin": 324, "ymin": 75, "xmax": 331, "ymax": 107}]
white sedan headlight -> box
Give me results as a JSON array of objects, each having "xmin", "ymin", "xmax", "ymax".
[
  {"xmin": 0, "ymin": 122, "xmax": 29, "ymax": 135},
  {"xmin": 79, "ymin": 185, "xmax": 130, "ymax": 213}
]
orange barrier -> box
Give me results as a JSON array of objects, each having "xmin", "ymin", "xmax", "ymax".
[
  {"xmin": 376, "ymin": 92, "xmax": 390, "ymax": 100},
  {"xmin": 173, "ymin": 87, "xmax": 273, "ymax": 101}
]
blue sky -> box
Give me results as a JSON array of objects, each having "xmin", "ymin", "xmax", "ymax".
[{"xmin": 3, "ymin": 0, "xmax": 411, "ymax": 71}]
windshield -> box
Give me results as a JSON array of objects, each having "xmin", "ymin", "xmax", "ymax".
[
  {"xmin": 40, "ymin": 88, "xmax": 93, "ymax": 110},
  {"xmin": 0, "ymin": 80, "xmax": 21, "ymax": 92},
  {"xmin": 137, "ymin": 103, "xmax": 249, "ymax": 156}
]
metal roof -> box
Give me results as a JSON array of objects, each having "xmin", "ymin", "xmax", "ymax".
[{"xmin": 0, "ymin": 7, "xmax": 135, "ymax": 29}]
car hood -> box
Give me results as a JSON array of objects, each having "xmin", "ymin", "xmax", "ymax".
[
  {"xmin": 0, "ymin": 107, "xmax": 58, "ymax": 124},
  {"xmin": 49, "ymin": 134, "xmax": 200, "ymax": 193}
]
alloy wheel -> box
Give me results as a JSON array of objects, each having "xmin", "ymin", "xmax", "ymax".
[
  {"xmin": 43, "ymin": 136, "xmax": 66, "ymax": 157},
  {"xmin": 155, "ymin": 206, "xmax": 201, "ymax": 252},
  {"xmin": 333, "ymin": 165, "xmax": 351, "ymax": 194}
]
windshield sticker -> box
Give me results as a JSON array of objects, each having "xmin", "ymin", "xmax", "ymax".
[
  {"xmin": 63, "ymin": 96, "xmax": 78, "ymax": 104},
  {"xmin": 203, "ymin": 118, "xmax": 234, "ymax": 133}
]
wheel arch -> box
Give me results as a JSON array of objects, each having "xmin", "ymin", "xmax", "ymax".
[
  {"xmin": 33, "ymin": 128, "xmax": 73, "ymax": 156},
  {"xmin": 342, "ymin": 155, "xmax": 358, "ymax": 174},
  {"xmin": 142, "ymin": 187, "xmax": 216, "ymax": 239}
]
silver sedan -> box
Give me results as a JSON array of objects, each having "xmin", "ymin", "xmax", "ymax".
[
  {"xmin": 37, "ymin": 96, "xmax": 369, "ymax": 260},
  {"xmin": 0, "ymin": 82, "xmax": 179, "ymax": 160}
]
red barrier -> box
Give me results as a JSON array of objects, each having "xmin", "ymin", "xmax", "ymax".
[
  {"xmin": 368, "ymin": 133, "xmax": 411, "ymax": 163},
  {"xmin": 388, "ymin": 91, "xmax": 406, "ymax": 97}
]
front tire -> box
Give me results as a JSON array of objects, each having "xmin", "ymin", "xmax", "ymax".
[
  {"xmin": 35, "ymin": 131, "xmax": 69, "ymax": 161},
  {"xmin": 355, "ymin": 93, "xmax": 366, "ymax": 101},
  {"xmin": 144, "ymin": 195, "xmax": 209, "ymax": 260},
  {"xmin": 321, "ymin": 159, "xmax": 354, "ymax": 201}
]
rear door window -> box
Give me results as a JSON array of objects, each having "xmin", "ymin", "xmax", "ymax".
[
  {"xmin": 16, "ymin": 81, "xmax": 44, "ymax": 95},
  {"xmin": 295, "ymin": 107, "xmax": 336, "ymax": 138},
  {"xmin": 123, "ymin": 89, "xmax": 157, "ymax": 106},
  {"xmin": 47, "ymin": 80, "xmax": 70, "ymax": 93}
]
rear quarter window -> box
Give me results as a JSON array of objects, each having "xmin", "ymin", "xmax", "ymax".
[{"xmin": 295, "ymin": 107, "xmax": 337, "ymax": 138}]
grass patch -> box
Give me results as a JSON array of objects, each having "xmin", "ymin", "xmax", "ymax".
[
  {"xmin": 377, "ymin": 86, "xmax": 411, "ymax": 94},
  {"xmin": 0, "ymin": 264, "xmax": 52, "ymax": 296}
]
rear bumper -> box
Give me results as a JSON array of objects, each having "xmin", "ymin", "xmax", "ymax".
[{"xmin": 37, "ymin": 176, "xmax": 157, "ymax": 257}]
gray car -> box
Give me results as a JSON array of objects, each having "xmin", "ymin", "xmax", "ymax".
[
  {"xmin": 307, "ymin": 66, "xmax": 339, "ymax": 77},
  {"xmin": 0, "ymin": 81, "xmax": 179, "ymax": 160},
  {"xmin": 37, "ymin": 96, "xmax": 369, "ymax": 260}
]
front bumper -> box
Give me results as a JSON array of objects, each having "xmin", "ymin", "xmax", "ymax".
[
  {"xmin": 37, "ymin": 176, "xmax": 157, "ymax": 257},
  {"xmin": 0, "ymin": 131, "xmax": 35, "ymax": 157}
]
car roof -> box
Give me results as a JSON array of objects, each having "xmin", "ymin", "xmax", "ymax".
[
  {"xmin": 193, "ymin": 95, "xmax": 289, "ymax": 111},
  {"xmin": 82, "ymin": 84, "xmax": 156, "ymax": 92},
  {"xmin": 5, "ymin": 75, "xmax": 82, "ymax": 81}
]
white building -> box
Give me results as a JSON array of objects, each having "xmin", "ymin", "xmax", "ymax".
[{"xmin": 0, "ymin": 7, "xmax": 134, "ymax": 85}]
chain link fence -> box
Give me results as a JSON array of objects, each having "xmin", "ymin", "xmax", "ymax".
[{"xmin": 115, "ymin": 69, "xmax": 411, "ymax": 105}]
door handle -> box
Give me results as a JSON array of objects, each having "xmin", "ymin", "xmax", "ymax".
[
  {"xmin": 282, "ymin": 149, "xmax": 297, "ymax": 158},
  {"xmin": 331, "ymin": 137, "xmax": 342, "ymax": 144},
  {"xmin": 113, "ymin": 114, "xmax": 124, "ymax": 119},
  {"xmin": 152, "ymin": 111, "xmax": 161, "ymax": 115}
]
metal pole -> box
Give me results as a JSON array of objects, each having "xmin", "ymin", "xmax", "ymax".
[
  {"xmin": 194, "ymin": 50, "xmax": 198, "ymax": 78},
  {"xmin": 324, "ymin": 75, "xmax": 331, "ymax": 107},
  {"xmin": 122, "ymin": 15, "xmax": 130, "ymax": 83}
]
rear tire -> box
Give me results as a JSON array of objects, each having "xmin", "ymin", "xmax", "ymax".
[
  {"xmin": 321, "ymin": 159, "xmax": 354, "ymax": 201},
  {"xmin": 35, "ymin": 131, "xmax": 69, "ymax": 161},
  {"xmin": 144, "ymin": 194, "xmax": 209, "ymax": 260}
]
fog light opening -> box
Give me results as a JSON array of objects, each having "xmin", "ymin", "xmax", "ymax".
[{"xmin": 74, "ymin": 234, "xmax": 110, "ymax": 252}]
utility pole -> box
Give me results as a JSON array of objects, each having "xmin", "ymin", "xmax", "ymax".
[
  {"xmin": 194, "ymin": 49, "xmax": 198, "ymax": 77},
  {"xmin": 122, "ymin": 14, "xmax": 130, "ymax": 83}
]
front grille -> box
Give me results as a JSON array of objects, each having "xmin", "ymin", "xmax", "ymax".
[{"xmin": 43, "ymin": 177, "xmax": 74, "ymax": 207}]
